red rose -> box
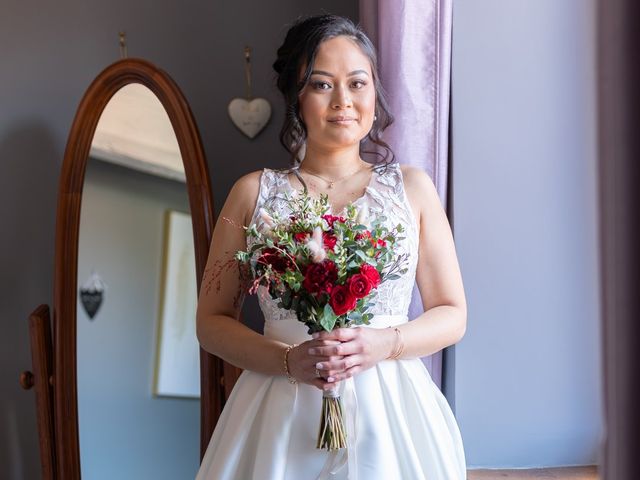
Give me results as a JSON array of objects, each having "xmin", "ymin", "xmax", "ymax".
[
  {"xmin": 322, "ymin": 232, "xmax": 337, "ymax": 251},
  {"xmin": 360, "ymin": 264, "xmax": 381, "ymax": 288},
  {"xmin": 329, "ymin": 284, "xmax": 358, "ymax": 315},
  {"xmin": 355, "ymin": 230, "xmax": 372, "ymax": 241},
  {"xmin": 294, "ymin": 232, "xmax": 309, "ymax": 242},
  {"xmin": 302, "ymin": 260, "xmax": 338, "ymax": 295},
  {"xmin": 347, "ymin": 273, "xmax": 372, "ymax": 299},
  {"xmin": 257, "ymin": 248, "xmax": 293, "ymax": 274}
]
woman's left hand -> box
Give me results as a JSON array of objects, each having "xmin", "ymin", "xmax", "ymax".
[{"xmin": 308, "ymin": 327, "xmax": 395, "ymax": 383}]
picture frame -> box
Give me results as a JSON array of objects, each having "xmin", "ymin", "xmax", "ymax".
[{"xmin": 152, "ymin": 209, "xmax": 200, "ymax": 398}]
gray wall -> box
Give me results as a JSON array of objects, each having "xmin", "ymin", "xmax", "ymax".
[
  {"xmin": 78, "ymin": 159, "xmax": 197, "ymax": 479},
  {"xmin": 451, "ymin": 0, "xmax": 603, "ymax": 468},
  {"xmin": 0, "ymin": 1, "xmax": 358, "ymax": 479}
]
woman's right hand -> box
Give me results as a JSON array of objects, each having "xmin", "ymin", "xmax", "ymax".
[{"xmin": 287, "ymin": 338, "xmax": 343, "ymax": 391}]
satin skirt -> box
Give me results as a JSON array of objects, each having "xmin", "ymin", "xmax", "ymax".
[{"xmin": 195, "ymin": 315, "xmax": 467, "ymax": 480}]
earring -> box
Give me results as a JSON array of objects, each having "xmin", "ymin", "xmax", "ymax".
[{"xmin": 374, "ymin": 115, "xmax": 378, "ymax": 121}]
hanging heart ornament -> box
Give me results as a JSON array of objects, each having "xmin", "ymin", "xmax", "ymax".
[
  {"xmin": 228, "ymin": 46, "xmax": 271, "ymax": 139},
  {"xmin": 228, "ymin": 97, "xmax": 271, "ymax": 139}
]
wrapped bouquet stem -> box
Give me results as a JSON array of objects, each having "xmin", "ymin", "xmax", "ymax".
[
  {"xmin": 235, "ymin": 191, "xmax": 408, "ymax": 451},
  {"xmin": 317, "ymin": 382, "xmax": 346, "ymax": 449}
]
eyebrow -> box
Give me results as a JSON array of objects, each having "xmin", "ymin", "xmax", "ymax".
[{"xmin": 310, "ymin": 69, "xmax": 369, "ymax": 77}]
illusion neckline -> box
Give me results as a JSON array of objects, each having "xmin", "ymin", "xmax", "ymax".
[{"xmin": 282, "ymin": 164, "xmax": 377, "ymax": 216}]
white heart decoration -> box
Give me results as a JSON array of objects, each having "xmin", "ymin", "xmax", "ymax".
[{"xmin": 228, "ymin": 97, "xmax": 271, "ymax": 139}]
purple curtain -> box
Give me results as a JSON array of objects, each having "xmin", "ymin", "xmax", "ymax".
[
  {"xmin": 359, "ymin": 0, "xmax": 453, "ymax": 389},
  {"xmin": 598, "ymin": 0, "xmax": 640, "ymax": 476}
]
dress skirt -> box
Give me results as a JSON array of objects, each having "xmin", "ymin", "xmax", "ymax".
[{"xmin": 195, "ymin": 315, "xmax": 467, "ymax": 480}]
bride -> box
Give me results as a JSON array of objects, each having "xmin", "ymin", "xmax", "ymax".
[{"xmin": 195, "ymin": 13, "xmax": 468, "ymax": 480}]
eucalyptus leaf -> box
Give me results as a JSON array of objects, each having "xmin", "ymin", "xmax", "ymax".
[
  {"xmin": 355, "ymin": 250, "xmax": 368, "ymax": 261},
  {"xmin": 320, "ymin": 304, "xmax": 337, "ymax": 332}
]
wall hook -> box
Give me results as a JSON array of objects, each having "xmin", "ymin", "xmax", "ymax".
[
  {"xmin": 119, "ymin": 31, "xmax": 128, "ymax": 59},
  {"xmin": 244, "ymin": 46, "xmax": 252, "ymax": 100}
]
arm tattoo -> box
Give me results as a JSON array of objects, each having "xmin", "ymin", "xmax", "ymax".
[{"xmin": 201, "ymin": 215, "xmax": 254, "ymax": 311}]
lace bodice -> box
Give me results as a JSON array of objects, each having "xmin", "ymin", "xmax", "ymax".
[{"xmin": 248, "ymin": 163, "xmax": 419, "ymax": 322}]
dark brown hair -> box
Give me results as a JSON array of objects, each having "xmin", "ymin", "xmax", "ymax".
[{"xmin": 272, "ymin": 14, "xmax": 395, "ymax": 168}]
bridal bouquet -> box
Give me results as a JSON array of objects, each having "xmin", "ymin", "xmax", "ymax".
[{"xmin": 235, "ymin": 190, "xmax": 408, "ymax": 450}]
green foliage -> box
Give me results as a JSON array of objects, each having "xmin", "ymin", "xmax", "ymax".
[{"xmin": 320, "ymin": 304, "xmax": 338, "ymax": 332}]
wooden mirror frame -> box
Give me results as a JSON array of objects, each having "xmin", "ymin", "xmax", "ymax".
[{"xmin": 44, "ymin": 58, "xmax": 224, "ymax": 478}]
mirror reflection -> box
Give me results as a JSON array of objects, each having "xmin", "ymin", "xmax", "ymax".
[{"xmin": 76, "ymin": 84, "xmax": 200, "ymax": 479}]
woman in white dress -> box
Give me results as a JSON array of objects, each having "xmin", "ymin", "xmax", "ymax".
[{"xmin": 196, "ymin": 14, "xmax": 468, "ymax": 480}]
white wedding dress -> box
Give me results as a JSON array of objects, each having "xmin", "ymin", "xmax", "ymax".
[{"xmin": 196, "ymin": 163, "xmax": 467, "ymax": 480}]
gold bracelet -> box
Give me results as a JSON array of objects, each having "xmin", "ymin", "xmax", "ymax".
[
  {"xmin": 386, "ymin": 327, "xmax": 405, "ymax": 360},
  {"xmin": 284, "ymin": 343, "xmax": 298, "ymax": 384}
]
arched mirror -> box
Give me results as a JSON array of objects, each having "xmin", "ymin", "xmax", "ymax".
[
  {"xmin": 77, "ymin": 82, "xmax": 200, "ymax": 478},
  {"xmin": 24, "ymin": 58, "xmax": 225, "ymax": 479}
]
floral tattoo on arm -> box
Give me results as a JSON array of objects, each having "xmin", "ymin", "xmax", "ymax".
[{"xmin": 201, "ymin": 216, "xmax": 252, "ymax": 312}]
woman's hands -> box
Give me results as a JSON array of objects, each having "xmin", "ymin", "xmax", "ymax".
[
  {"xmin": 287, "ymin": 338, "xmax": 343, "ymax": 391},
  {"xmin": 306, "ymin": 327, "xmax": 396, "ymax": 384}
]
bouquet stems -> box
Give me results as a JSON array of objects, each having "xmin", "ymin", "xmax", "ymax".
[{"xmin": 316, "ymin": 383, "xmax": 347, "ymax": 450}]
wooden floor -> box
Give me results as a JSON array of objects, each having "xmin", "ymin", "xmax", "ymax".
[{"xmin": 467, "ymin": 466, "xmax": 599, "ymax": 479}]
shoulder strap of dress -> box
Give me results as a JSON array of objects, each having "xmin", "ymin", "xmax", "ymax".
[
  {"xmin": 371, "ymin": 161, "xmax": 402, "ymax": 195},
  {"xmin": 248, "ymin": 167, "xmax": 294, "ymax": 226},
  {"xmin": 369, "ymin": 162, "xmax": 419, "ymax": 235},
  {"xmin": 393, "ymin": 163, "xmax": 420, "ymax": 236},
  {"xmin": 248, "ymin": 168, "xmax": 274, "ymax": 226}
]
